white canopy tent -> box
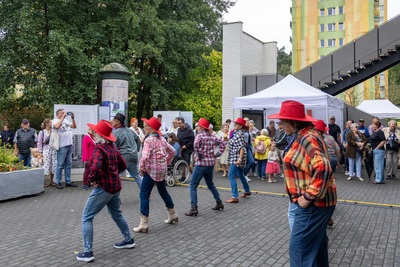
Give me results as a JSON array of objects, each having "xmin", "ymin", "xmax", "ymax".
[
  {"xmin": 356, "ymin": 100, "xmax": 400, "ymax": 119},
  {"xmin": 232, "ymin": 75, "xmax": 344, "ymax": 130}
]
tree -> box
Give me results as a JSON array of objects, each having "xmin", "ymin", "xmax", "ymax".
[
  {"xmin": 388, "ymin": 64, "xmax": 400, "ymax": 106},
  {"xmin": 0, "ymin": 0, "xmax": 235, "ymax": 121},
  {"xmin": 277, "ymin": 46, "xmax": 292, "ymax": 77},
  {"xmin": 173, "ymin": 50, "xmax": 222, "ymax": 128}
]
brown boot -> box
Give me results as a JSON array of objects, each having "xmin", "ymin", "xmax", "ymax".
[
  {"xmin": 165, "ymin": 208, "xmax": 179, "ymax": 224},
  {"xmin": 239, "ymin": 192, "xmax": 251, "ymax": 198},
  {"xmin": 225, "ymin": 198, "xmax": 239, "ymax": 203},
  {"xmin": 211, "ymin": 201, "xmax": 224, "ymax": 210},
  {"xmin": 328, "ymin": 218, "xmax": 333, "ymax": 227},
  {"xmin": 185, "ymin": 205, "xmax": 198, "ymax": 216},
  {"xmin": 133, "ymin": 214, "xmax": 149, "ymax": 233}
]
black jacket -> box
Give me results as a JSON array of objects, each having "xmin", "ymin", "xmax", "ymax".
[
  {"xmin": 1, "ymin": 130, "xmax": 15, "ymax": 147},
  {"xmin": 177, "ymin": 123, "xmax": 195, "ymax": 153}
]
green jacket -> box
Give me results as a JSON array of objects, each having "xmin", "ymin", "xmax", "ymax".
[{"xmin": 113, "ymin": 126, "xmax": 141, "ymax": 165}]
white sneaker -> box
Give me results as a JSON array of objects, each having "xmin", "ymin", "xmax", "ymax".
[
  {"xmin": 253, "ymin": 172, "xmax": 258, "ymax": 177},
  {"xmin": 353, "ymin": 173, "xmax": 356, "ymax": 176},
  {"xmin": 358, "ymin": 177, "xmax": 364, "ymax": 181},
  {"xmin": 345, "ymin": 171, "xmax": 349, "ymax": 175},
  {"xmin": 280, "ymin": 174, "xmax": 285, "ymax": 178},
  {"xmin": 347, "ymin": 177, "xmax": 352, "ymax": 181},
  {"xmin": 245, "ymin": 176, "xmax": 251, "ymax": 182}
]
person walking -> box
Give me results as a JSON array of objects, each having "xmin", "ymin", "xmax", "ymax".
[
  {"xmin": 217, "ymin": 123, "xmax": 230, "ymax": 177},
  {"xmin": 1, "ymin": 125, "xmax": 15, "ymax": 148},
  {"xmin": 111, "ymin": 113, "xmax": 142, "ymax": 190},
  {"xmin": 253, "ymin": 129, "xmax": 271, "ymax": 181},
  {"xmin": 370, "ymin": 120, "xmax": 386, "ymax": 184},
  {"xmin": 185, "ymin": 118, "xmax": 227, "ymax": 216},
  {"xmin": 134, "ymin": 117, "xmax": 178, "ymax": 233},
  {"xmin": 13, "ymin": 119, "xmax": 37, "ymax": 167},
  {"xmin": 82, "ymin": 128, "xmax": 96, "ymax": 190},
  {"xmin": 177, "ymin": 117, "xmax": 195, "ymax": 173},
  {"xmin": 226, "ymin": 118, "xmax": 251, "ymax": 203},
  {"xmin": 53, "ymin": 109, "xmax": 78, "ymax": 189},
  {"xmin": 268, "ymin": 100, "xmax": 336, "ymax": 267},
  {"xmin": 342, "ymin": 120, "xmax": 353, "ymax": 175},
  {"xmin": 38, "ymin": 118, "xmax": 57, "ymax": 187},
  {"xmin": 383, "ymin": 120, "xmax": 400, "ymax": 180},
  {"xmin": 76, "ymin": 120, "xmax": 135, "ymax": 263},
  {"xmin": 345, "ymin": 123, "xmax": 367, "ymax": 181},
  {"xmin": 274, "ymin": 121, "xmax": 288, "ymax": 178},
  {"xmin": 243, "ymin": 118, "xmax": 256, "ymax": 181}
]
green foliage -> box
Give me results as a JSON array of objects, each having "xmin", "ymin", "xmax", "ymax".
[
  {"xmin": 0, "ymin": 105, "xmax": 51, "ymax": 132},
  {"xmin": 389, "ymin": 64, "xmax": 400, "ymax": 106},
  {"xmin": 277, "ymin": 46, "xmax": 292, "ymax": 77},
  {"xmin": 173, "ymin": 50, "xmax": 222, "ymax": 128},
  {"xmin": 0, "ymin": 144, "xmax": 20, "ymax": 168},
  {"xmin": 0, "ymin": 0, "xmax": 235, "ymax": 123}
]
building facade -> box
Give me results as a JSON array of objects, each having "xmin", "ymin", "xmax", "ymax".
[{"xmin": 291, "ymin": 0, "xmax": 388, "ymax": 106}]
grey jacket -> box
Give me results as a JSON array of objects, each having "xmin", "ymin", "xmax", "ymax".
[{"xmin": 113, "ymin": 126, "xmax": 141, "ymax": 165}]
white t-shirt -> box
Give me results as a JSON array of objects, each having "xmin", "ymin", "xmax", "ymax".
[
  {"xmin": 52, "ymin": 118, "xmax": 73, "ymax": 148},
  {"xmin": 268, "ymin": 150, "xmax": 278, "ymax": 163}
]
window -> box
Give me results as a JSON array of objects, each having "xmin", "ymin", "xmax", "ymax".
[
  {"xmin": 327, "ymin": 7, "xmax": 336, "ymax": 16},
  {"xmin": 339, "ymin": 38, "xmax": 344, "ymax": 46},
  {"xmin": 328, "ymin": 39, "xmax": 336, "ymax": 47},
  {"xmin": 328, "ymin": 23, "xmax": 336, "ymax": 31},
  {"xmin": 380, "ymin": 86, "xmax": 385, "ymax": 99},
  {"xmin": 339, "ymin": 23, "xmax": 344, "ymax": 30},
  {"xmin": 379, "ymin": 17, "xmax": 384, "ymax": 22},
  {"xmin": 380, "ymin": 74, "xmax": 385, "ymax": 82},
  {"xmin": 320, "ymin": 9, "xmax": 325, "ymax": 16},
  {"xmin": 320, "ymin": 24, "xmax": 325, "ymax": 32},
  {"xmin": 338, "ymin": 6, "xmax": 344, "ymax": 14},
  {"xmin": 320, "ymin": 40, "xmax": 325, "ymax": 47}
]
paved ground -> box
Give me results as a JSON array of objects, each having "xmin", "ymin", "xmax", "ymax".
[{"xmin": 1, "ymin": 166, "xmax": 400, "ymax": 266}]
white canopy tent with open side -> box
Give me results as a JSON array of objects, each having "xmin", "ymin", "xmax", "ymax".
[
  {"xmin": 232, "ymin": 75, "xmax": 345, "ymax": 131},
  {"xmin": 356, "ymin": 100, "xmax": 400, "ymax": 119}
]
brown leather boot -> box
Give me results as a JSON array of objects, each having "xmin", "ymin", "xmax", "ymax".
[
  {"xmin": 225, "ymin": 198, "xmax": 239, "ymax": 203},
  {"xmin": 211, "ymin": 201, "xmax": 224, "ymax": 210},
  {"xmin": 239, "ymin": 192, "xmax": 251, "ymax": 198},
  {"xmin": 185, "ymin": 205, "xmax": 198, "ymax": 216},
  {"xmin": 328, "ymin": 218, "xmax": 333, "ymax": 227}
]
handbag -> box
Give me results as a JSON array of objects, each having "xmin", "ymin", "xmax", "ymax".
[
  {"xmin": 390, "ymin": 141, "xmax": 400, "ymax": 151},
  {"xmin": 44, "ymin": 131, "xmax": 51, "ymax": 145},
  {"xmin": 49, "ymin": 130, "xmax": 60, "ymax": 150}
]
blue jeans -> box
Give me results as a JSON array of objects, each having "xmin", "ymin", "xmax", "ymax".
[
  {"xmin": 330, "ymin": 156, "xmax": 337, "ymax": 174},
  {"xmin": 257, "ymin": 159, "xmax": 267, "ymax": 178},
  {"xmin": 119, "ymin": 163, "xmax": 142, "ymax": 189},
  {"xmin": 228, "ymin": 164, "xmax": 250, "ymax": 198},
  {"xmin": 82, "ymin": 186, "xmax": 131, "ymax": 252},
  {"xmin": 348, "ymin": 153, "xmax": 362, "ymax": 178},
  {"xmin": 56, "ymin": 145, "xmax": 72, "ymax": 184},
  {"xmin": 288, "ymin": 200, "xmax": 298, "ymax": 232},
  {"xmin": 244, "ymin": 146, "xmax": 256, "ymax": 175},
  {"xmin": 140, "ymin": 173, "xmax": 174, "ymax": 217},
  {"xmin": 290, "ymin": 204, "xmax": 335, "ymax": 267},
  {"xmin": 19, "ymin": 153, "xmax": 31, "ymax": 167},
  {"xmin": 373, "ymin": 149, "xmax": 385, "ymax": 183},
  {"xmin": 190, "ymin": 166, "xmax": 221, "ymax": 206}
]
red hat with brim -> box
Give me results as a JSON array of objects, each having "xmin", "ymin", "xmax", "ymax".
[
  {"xmin": 313, "ymin": 120, "xmax": 329, "ymax": 133},
  {"xmin": 141, "ymin": 117, "xmax": 162, "ymax": 136},
  {"xmin": 234, "ymin": 118, "xmax": 248, "ymax": 130},
  {"xmin": 195, "ymin": 118, "xmax": 210, "ymax": 130},
  {"xmin": 87, "ymin": 120, "xmax": 116, "ymax": 142},
  {"xmin": 267, "ymin": 100, "xmax": 317, "ymax": 122}
]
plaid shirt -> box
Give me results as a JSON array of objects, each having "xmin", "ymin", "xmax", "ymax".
[
  {"xmin": 139, "ymin": 135, "xmax": 175, "ymax": 181},
  {"xmin": 283, "ymin": 127, "xmax": 337, "ymax": 207},
  {"xmin": 194, "ymin": 130, "xmax": 226, "ymax": 166},
  {"xmin": 89, "ymin": 143, "xmax": 127, "ymax": 194},
  {"xmin": 228, "ymin": 130, "xmax": 247, "ymax": 168}
]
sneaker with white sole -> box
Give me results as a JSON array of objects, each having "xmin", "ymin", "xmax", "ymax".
[
  {"xmin": 280, "ymin": 174, "xmax": 285, "ymax": 178},
  {"xmin": 347, "ymin": 177, "xmax": 352, "ymax": 181},
  {"xmin": 345, "ymin": 171, "xmax": 349, "ymax": 175},
  {"xmin": 253, "ymin": 173, "xmax": 258, "ymax": 177},
  {"xmin": 114, "ymin": 238, "xmax": 135, "ymax": 249},
  {"xmin": 358, "ymin": 177, "xmax": 364, "ymax": 181},
  {"xmin": 76, "ymin": 251, "xmax": 94, "ymax": 262},
  {"xmin": 245, "ymin": 176, "xmax": 251, "ymax": 182}
]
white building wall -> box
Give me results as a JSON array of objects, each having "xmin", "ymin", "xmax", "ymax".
[
  {"xmin": 263, "ymin": 42, "xmax": 278, "ymax": 74},
  {"xmin": 242, "ymin": 33, "xmax": 264, "ymax": 75}
]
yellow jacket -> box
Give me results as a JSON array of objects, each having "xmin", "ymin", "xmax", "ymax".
[{"xmin": 254, "ymin": 135, "xmax": 271, "ymax": 160}]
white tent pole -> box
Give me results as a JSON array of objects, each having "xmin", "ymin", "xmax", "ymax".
[{"xmin": 326, "ymin": 107, "xmax": 329, "ymax": 125}]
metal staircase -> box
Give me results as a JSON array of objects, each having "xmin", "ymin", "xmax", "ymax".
[{"xmin": 293, "ymin": 14, "xmax": 400, "ymax": 96}]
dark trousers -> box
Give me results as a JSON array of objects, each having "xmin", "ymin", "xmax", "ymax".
[
  {"xmin": 181, "ymin": 150, "xmax": 192, "ymax": 166},
  {"xmin": 83, "ymin": 163, "xmax": 91, "ymax": 186}
]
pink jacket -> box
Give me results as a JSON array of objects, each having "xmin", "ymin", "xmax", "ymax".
[{"xmin": 82, "ymin": 134, "xmax": 96, "ymax": 162}]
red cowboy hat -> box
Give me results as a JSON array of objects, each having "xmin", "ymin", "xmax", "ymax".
[
  {"xmin": 313, "ymin": 120, "xmax": 329, "ymax": 133},
  {"xmin": 87, "ymin": 120, "xmax": 116, "ymax": 142},
  {"xmin": 234, "ymin": 118, "xmax": 248, "ymax": 130},
  {"xmin": 141, "ymin": 117, "xmax": 162, "ymax": 136},
  {"xmin": 267, "ymin": 100, "xmax": 317, "ymax": 122},
  {"xmin": 194, "ymin": 118, "xmax": 210, "ymax": 130}
]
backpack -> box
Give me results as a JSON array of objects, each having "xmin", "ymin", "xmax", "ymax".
[{"xmin": 255, "ymin": 139, "xmax": 266, "ymax": 154}]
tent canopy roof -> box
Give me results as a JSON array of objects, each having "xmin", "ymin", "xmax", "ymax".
[
  {"xmin": 232, "ymin": 75, "xmax": 344, "ymax": 110},
  {"xmin": 356, "ymin": 100, "xmax": 400, "ymax": 119}
]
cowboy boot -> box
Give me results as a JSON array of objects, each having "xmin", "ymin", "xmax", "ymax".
[
  {"xmin": 165, "ymin": 208, "xmax": 179, "ymax": 223},
  {"xmin": 239, "ymin": 192, "xmax": 251, "ymax": 198},
  {"xmin": 211, "ymin": 201, "xmax": 224, "ymax": 210},
  {"xmin": 225, "ymin": 198, "xmax": 239, "ymax": 203},
  {"xmin": 133, "ymin": 214, "xmax": 149, "ymax": 233},
  {"xmin": 185, "ymin": 205, "xmax": 198, "ymax": 216}
]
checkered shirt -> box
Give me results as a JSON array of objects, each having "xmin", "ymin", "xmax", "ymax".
[
  {"xmin": 139, "ymin": 135, "xmax": 175, "ymax": 181},
  {"xmin": 194, "ymin": 130, "xmax": 226, "ymax": 166},
  {"xmin": 89, "ymin": 143, "xmax": 127, "ymax": 194},
  {"xmin": 227, "ymin": 130, "xmax": 247, "ymax": 168},
  {"xmin": 283, "ymin": 127, "xmax": 337, "ymax": 207}
]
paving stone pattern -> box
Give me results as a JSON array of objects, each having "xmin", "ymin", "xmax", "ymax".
[{"xmin": 1, "ymin": 167, "xmax": 400, "ymax": 267}]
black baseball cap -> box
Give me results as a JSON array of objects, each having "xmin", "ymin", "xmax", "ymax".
[{"xmin": 21, "ymin": 119, "xmax": 29, "ymax": 124}]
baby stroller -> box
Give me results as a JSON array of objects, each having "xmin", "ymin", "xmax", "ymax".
[{"xmin": 166, "ymin": 156, "xmax": 191, "ymax": 186}]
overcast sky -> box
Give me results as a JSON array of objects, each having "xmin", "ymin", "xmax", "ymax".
[{"xmin": 223, "ymin": 0, "xmax": 400, "ymax": 53}]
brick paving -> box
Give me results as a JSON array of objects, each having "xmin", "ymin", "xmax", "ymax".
[{"xmin": 1, "ymin": 166, "xmax": 400, "ymax": 266}]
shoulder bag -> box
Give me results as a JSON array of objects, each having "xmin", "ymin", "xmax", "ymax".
[{"xmin": 49, "ymin": 129, "xmax": 60, "ymax": 151}]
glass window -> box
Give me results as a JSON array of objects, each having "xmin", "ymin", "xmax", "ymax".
[
  {"xmin": 327, "ymin": 7, "xmax": 336, "ymax": 16},
  {"xmin": 339, "ymin": 23, "xmax": 344, "ymax": 30},
  {"xmin": 320, "ymin": 24, "xmax": 325, "ymax": 32},
  {"xmin": 328, "ymin": 23, "xmax": 336, "ymax": 31},
  {"xmin": 328, "ymin": 39, "xmax": 336, "ymax": 47},
  {"xmin": 338, "ymin": 6, "xmax": 344, "ymax": 14},
  {"xmin": 380, "ymin": 74, "xmax": 385, "ymax": 81},
  {"xmin": 339, "ymin": 38, "xmax": 344, "ymax": 46},
  {"xmin": 380, "ymin": 86, "xmax": 385, "ymax": 99},
  {"xmin": 320, "ymin": 9, "xmax": 325, "ymax": 16},
  {"xmin": 320, "ymin": 40, "xmax": 325, "ymax": 47}
]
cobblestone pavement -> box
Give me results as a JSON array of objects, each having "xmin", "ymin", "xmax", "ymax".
[{"xmin": 1, "ymin": 166, "xmax": 400, "ymax": 267}]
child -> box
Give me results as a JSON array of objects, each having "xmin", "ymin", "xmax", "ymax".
[
  {"xmin": 168, "ymin": 132, "xmax": 181, "ymax": 157},
  {"xmin": 265, "ymin": 143, "xmax": 280, "ymax": 183},
  {"xmin": 30, "ymin": 148, "xmax": 43, "ymax": 168}
]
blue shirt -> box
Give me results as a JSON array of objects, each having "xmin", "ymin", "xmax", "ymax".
[
  {"xmin": 170, "ymin": 142, "xmax": 180, "ymax": 157},
  {"xmin": 358, "ymin": 126, "xmax": 370, "ymax": 138}
]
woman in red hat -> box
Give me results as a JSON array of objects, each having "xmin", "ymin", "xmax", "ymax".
[
  {"xmin": 134, "ymin": 117, "xmax": 178, "ymax": 233},
  {"xmin": 268, "ymin": 101, "xmax": 336, "ymax": 267},
  {"xmin": 226, "ymin": 118, "xmax": 251, "ymax": 203}
]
